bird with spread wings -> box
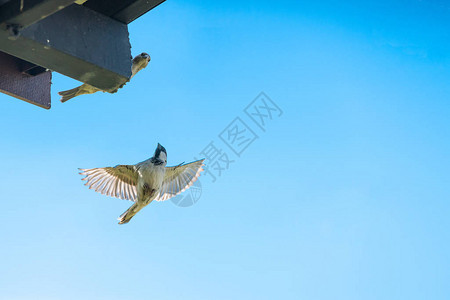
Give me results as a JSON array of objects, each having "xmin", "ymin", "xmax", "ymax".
[{"xmin": 79, "ymin": 144, "xmax": 204, "ymax": 224}]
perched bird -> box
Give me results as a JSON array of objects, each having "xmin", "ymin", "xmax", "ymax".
[
  {"xmin": 79, "ymin": 144, "xmax": 205, "ymax": 224},
  {"xmin": 58, "ymin": 52, "xmax": 151, "ymax": 103}
]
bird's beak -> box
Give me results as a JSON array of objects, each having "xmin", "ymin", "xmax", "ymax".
[{"xmin": 157, "ymin": 143, "xmax": 162, "ymax": 149}]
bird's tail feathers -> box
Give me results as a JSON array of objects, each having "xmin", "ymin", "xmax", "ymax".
[
  {"xmin": 118, "ymin": 203, "xmax": 141, "ymax": 225},
  {"xmin": 59, "ymin": 87, "xmax": 81, "ymax": 103}
]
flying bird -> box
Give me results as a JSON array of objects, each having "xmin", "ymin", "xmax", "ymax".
[
  {"xmin": 58, "ymin": 52, "xmax": 151, "ymax": 103},
  {"xmin": 79, "ymin": 144, "xmax": 205, "ymax": 224}
]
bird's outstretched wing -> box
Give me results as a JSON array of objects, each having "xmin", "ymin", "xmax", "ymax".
[
  {"xmin": 79, "ymin": 165, "xmax": 139, "ymax": 202},
  {"xmin": 155, "ymin": 159, "xmax": 205, "ymax": 201}
]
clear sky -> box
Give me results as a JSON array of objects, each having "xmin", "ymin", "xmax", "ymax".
[{"xmin": 1, "ymin": 0, "xmax": 450, "ymax": 299}]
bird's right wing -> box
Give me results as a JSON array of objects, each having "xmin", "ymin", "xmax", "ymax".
[{"xmin": 79, "ymin": 165, "xmax": 139, "ymax": 202}]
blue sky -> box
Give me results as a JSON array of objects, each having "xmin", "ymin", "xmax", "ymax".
[{"xmin": 1, "ymin": 0, "xmax": 450, "ymax": 299}]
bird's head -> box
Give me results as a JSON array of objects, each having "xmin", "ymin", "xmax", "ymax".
[
  {"xmin": 131, "ymin": 52, "xmax": 151, "ymax": 77},
  {"xmin": 141, "ymin": 52, "xmax": 151, "ymax": 62},
  {"xmin": 133, "ymin": 52, "xmax": 151, "ymax": 64},
  {"xmin": 152, "ymin": 143, "xmax": 167, "ymax": 165}
]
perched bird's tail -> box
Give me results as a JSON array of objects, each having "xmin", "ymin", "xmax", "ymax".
[
  {"xmin": 59, "ymin": 87, "xmax": 81, "ymax": 103},
  {"xmin": 118, "ymin": 203, "xmax": 142, "ymax": 225}
]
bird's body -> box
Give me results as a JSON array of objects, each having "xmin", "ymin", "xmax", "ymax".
[
  {"xmin": 59, "ymin": 52, "xmax": 151, "ymax": 103},
  {"xmin": 79, "ymin": 144, "xmax": 204, "ymax": 224},
  {"xmin": 137, "ymin": 160, "xmax": 166, "ymax": 200}
]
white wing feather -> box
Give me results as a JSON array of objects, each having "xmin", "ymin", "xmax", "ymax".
[
  {"xmin": 155, "ymin": 159, "xmax": 205, "ymax": 201},
  {"xmin": 79, "ymin": 165, "xmax": 139, "ymax": 202}
]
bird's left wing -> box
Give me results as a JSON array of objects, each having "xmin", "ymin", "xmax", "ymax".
[
  {"xmin": 79, "ymin": 165, "xmax": 139, "ymax": 202},
  {"xmin": 155, "ymin": 159, "xmax": 205, "ymax": 201}
]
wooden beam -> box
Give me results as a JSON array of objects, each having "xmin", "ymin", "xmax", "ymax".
[
  {"xmin": 0, "ymin": 0, "xmax": 75, "ymax": 29},
  {"xmin": 82, "ymin": 0, "xmax": 165, "ymax": 24},
  {"xmin": 112, "ymin": 0, "xmax": 165, "ymax": 24},
  {"xmin": 0, "ymin": 51, "xmax": 51, "ymax": 109},
  {"xmin": 0, "ymin": 4, "xmax": 132, "ymax": 92}
]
